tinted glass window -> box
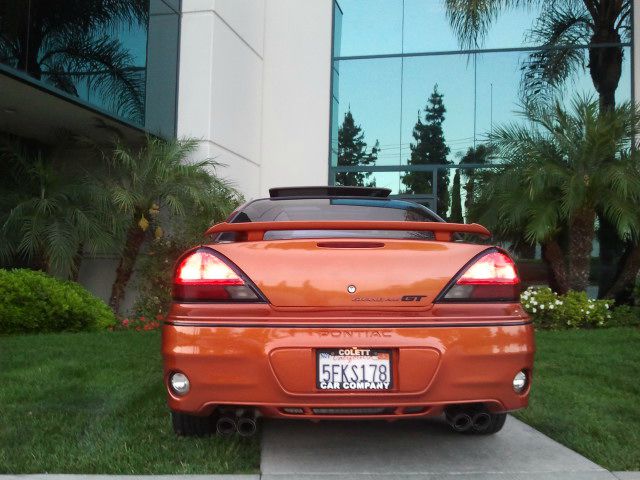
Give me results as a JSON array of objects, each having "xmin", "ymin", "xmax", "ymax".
[
  {"xmin": 0, "ymin": 0, "xmax": 179, "ymax": 136},
  {"xmin": 218, "ymin": 198, "xmax": 439, "ymax": 241}
]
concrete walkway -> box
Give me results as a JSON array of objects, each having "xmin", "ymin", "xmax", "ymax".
[{"xmin": 260, "ymin": 415, "xmax": 620, "ymax": 480}]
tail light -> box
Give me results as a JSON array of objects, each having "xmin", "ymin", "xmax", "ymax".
[
  {"xmin": 437, "ymin": 249, "xmax": 521, "ymax": 302},
  {"xmin": 172, "ymin": 248, "xmax": 264, "ymax": 302}
]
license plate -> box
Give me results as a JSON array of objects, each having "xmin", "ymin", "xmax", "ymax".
[{"xmin": 316, "ymin": 348, "xmax": 393, "ymax": 390}]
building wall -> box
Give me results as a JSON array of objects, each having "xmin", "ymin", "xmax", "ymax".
[
  {"xmin": 177, "ymin": 0, "xmax": 332, "ymax": 201},
  {"xmin": 260, "ymin": 0, "xmax": 333, "ymax": 196}
]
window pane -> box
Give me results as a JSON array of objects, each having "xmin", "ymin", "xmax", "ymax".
[
  {"xmin": 401, "ymin": 54, "xmax": 476, "ymax": 166},
  {"xmin": 0, "ymin": 0, "xmax": 29, "ymax": 71},
  {"xmin": 403, "ymin": 0, "xmax": 544, "ymax": 53},
  {"xmin": 334, "ymin": 0, "xmax": 403, "ymax": 57},
  {"xmin": 330, "ymin": 170, "xmax": 436, "ymax": 196},
  {"xmin": 332, "ymin": 57, "xmax": 402, "ymax": 168},
  {"xmin": 145, "ymin": 0, "xmax": 180, "ymax": 135}
]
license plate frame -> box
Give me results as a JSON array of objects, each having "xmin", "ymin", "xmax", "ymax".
[{"xmin": 316, "ymin": 348, "xmax": 393, "ymax": 391}]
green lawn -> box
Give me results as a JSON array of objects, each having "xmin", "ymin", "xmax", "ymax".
[
  {"xmin": 1, "ymin": 328, "xmax": 638, "ymax": 473},
  {"xmin": 515, "ymin": 327, "xmax": 640, "ymax": 471},
  {"xmin": 0, "ymin": 330, "xmax": 259, "ymax": 474}
]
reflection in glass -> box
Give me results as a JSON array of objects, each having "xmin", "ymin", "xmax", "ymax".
[
  {"xmin": 331, "ymin": 169, "xmax": 436, "ymax": 196},
  {"xmin": 0, "ymin": 0, "xmax": 180, "ymax": 135},
  {"xmin": 331, "ymin": 58, "xmax": 401, "ymax": 167},
  {"xmin": 145, "ymin": 0, "xmax": 180, "ymax": 136},
  {"xmin": 0, "ymin": 0, "xmax": 148, "ymax": 123},
  {"xmin": 402, "ymin": 0, "xmax": 544, "ymax": 54},
  {"xmin": 334, "ymin": 0, "xmax": 403, "ymax": 57},
  {"xmin": 0, "ymin": 1, "xmax": 29, "ymax": 70},
  {"xmin": 329, "ymin": 1, "xmax": 633, "ymax": 217}
]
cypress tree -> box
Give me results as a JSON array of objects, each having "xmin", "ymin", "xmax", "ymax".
[
  {"xmin": 336, "ymin": 110, "xmax": 379, "ymax": 187},
  {"xmin": 449, "ymin": 169, "xmax": 463, "ymax": 223},
  {"xmin": 401, "ymin": 85, "xmax": 451, "ymax": 218}
]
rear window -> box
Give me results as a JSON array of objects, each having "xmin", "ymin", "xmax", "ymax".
[{"xmin": 217, "ymin": 198, "xmax": 440, "ymax": 241}]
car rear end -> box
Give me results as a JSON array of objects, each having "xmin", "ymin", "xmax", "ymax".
[{"xmin": 162, "ymin": 187, "xmax": 534, "ymax": 435}]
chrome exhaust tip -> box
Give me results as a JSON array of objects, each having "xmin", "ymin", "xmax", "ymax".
[{"xmin": 216, "ymin": 416, "xmax": 237, "ymax": 436}]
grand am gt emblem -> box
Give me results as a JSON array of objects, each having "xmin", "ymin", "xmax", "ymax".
[
  {"xmin": 351, "ymin": 295, "xmax": 427, "ymax": 302},
  {"xmin": 315, "ymin": 330, "xmax": 392, "ymax": 338}
]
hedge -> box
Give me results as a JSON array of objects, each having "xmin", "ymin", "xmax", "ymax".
[{"xmin": 0, "ymin": 269, "xmax": 116, "ymax": 334}]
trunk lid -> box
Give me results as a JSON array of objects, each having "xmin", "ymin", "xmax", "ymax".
[{"xmin": 212, "ymin": 239, "xmax": 488, "ymax": 308}]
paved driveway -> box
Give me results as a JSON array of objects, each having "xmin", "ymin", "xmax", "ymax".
[{"xmin": 261, "ymin": 415, "xmax": 618, "ymax": 480}]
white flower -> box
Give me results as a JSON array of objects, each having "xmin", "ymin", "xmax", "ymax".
[
  {"xmin": 532, "ymin": 299, "xmax": 538, "ymax": 305},
  {"xmin": 540, "ymin": 304, "xmax": 545, "ymax": 310},
  {"xmin": 549, "ymin": 304, "xmax": 554, "ymax": 310},
  {"xmin": 532, "ymin": 308, "xmax": 537, "ymax": 313},
  {"xmin": 604, "ymin": 304, "xmax": 609, "ymax": 309}
]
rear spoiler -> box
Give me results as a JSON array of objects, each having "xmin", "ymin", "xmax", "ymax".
[{"xmin": 205, "ymin": 221, "xmax": 490, "ymax": 242}]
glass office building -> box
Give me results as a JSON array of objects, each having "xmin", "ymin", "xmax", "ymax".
[
  {"xmin": 330, "ymin": 1, "xmax": 633, "ymax": 215},
  {"xmin": 0, "ymin": 0, "xmax": 180, "ymax": 136}
]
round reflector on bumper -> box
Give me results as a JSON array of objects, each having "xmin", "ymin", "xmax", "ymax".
[
  {"xmin": 513, "ymin": 370, "xmax": 527, "ymax": 393},
  {"xmin": 169, "ymin": 372, "xmax": 190, "ymax": 395}
]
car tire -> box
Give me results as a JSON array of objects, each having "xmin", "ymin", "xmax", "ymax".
[
  {"xmin": 471, "ymin": 412, "xmax": 507, "ymax": 435},
  {"xmin": 171, "ymin": 411, "xmax": 214, "ymax": 436}
]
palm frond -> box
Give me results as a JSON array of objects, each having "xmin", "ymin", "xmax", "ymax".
[
  {"xmin": 520, "ymin": 4, "xmax": 590, "ymax": 101},
  {"xmin": 40, "ymin": 32, "xmax": 145, "ymax": 122},
  {"xmin": 444, "ymin": 0, "xmax": 539, "ymax": 49}
]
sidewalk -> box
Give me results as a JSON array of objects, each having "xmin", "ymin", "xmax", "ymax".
[{"xmin": 260, "ymin": 415, "xmax": 627, "ymax": 479}]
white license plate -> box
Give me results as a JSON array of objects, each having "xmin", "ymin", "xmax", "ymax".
[{"xmin": 316, "ymin": 348, "xmax": 393, "ymax": 390}]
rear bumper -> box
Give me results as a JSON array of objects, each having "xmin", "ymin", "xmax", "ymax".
[{"xmin": 162, "ymin": 309, "xmax": 534, "ymax": 419}]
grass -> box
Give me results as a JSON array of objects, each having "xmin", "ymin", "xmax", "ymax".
[
  {"xmin": 2, "ymin": 327, "xmax": 639, "ymax": 473},
  {"xmin": 514, "ymin": 327, "xmax": 640, "ymax": 471},
  {"xmin": 0, "ymin": 330, "xmax": 259, "ymax": 474}
]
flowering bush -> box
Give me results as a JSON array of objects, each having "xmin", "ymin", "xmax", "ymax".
[
  {"xmin": 521, "ymin": 286, "xmax": 613, "ymax": 330},
  {"xmin": 112, "ymin": 314, "xmax": 163, "ymax": 332}
]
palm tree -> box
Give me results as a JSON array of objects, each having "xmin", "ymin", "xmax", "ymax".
[
  {"xmin": 0, "ymin": 0, "xmax": 147, "ymax": 122},
  {"xmin": 472, "ymin": 97, "xmax": 640, "ymax": 293},
  {"xmin": 0, "ymin": 136, "xmax": 116, "ymax": 279},
  {"xmin": 444, "ymin": 0, "xmax": 631, "ymax": 111},
  {"xmin": 102, "ymin": 136, "xmax": 239, "ymax": 314},
  {"xmin": 445, "ymin": 0, "xmax": 633, "ymax": 297}
]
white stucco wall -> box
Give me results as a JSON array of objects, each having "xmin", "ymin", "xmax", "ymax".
[
  {"xmin": 177, "ymin": 0, "xmax": 333, "ymax": 201},
  {"xmin": 259, "ymin": 0, "xmax": 333, "ymax": 196}
]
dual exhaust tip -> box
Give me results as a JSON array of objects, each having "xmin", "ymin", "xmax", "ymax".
[
  {"xmin": 216, "ymin": 412, "xmax": 258, "ymax": 437},
  {"xmin": 445, "ymin": 407, "xmax": 492, "ymax": 433}
]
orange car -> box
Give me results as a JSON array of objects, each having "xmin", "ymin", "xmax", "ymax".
[{"xmin": 162, "ymin": 186, "xmax": 534, "ymax": 437}]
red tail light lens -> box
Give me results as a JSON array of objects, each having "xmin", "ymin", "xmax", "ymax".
[
  {"xmin": 439, "ymin": 250, "xmax": 521, "ymax": 301},
  {"xmin": 172, "ymin": 248, "xmax": 262, "ymax": 302}
]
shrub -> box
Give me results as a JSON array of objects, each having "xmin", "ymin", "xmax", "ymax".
[
  {"xmin": 609, "ymin": 305, "xmax": 640, "ymax": 327},
  {"xmin": 0, "ymin": 269, "xmax": 116, "ymax": 334},
  {"xmin": 521, "ymin": 286, "xmax": 613, "ymax": 330},
  {"xmin": 131, "ymin": 189, "xmax": 242, "ymax": 319},
  {"xmin": 131, "ymin": 237, "xmax": 184, "ymax": 320}
]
